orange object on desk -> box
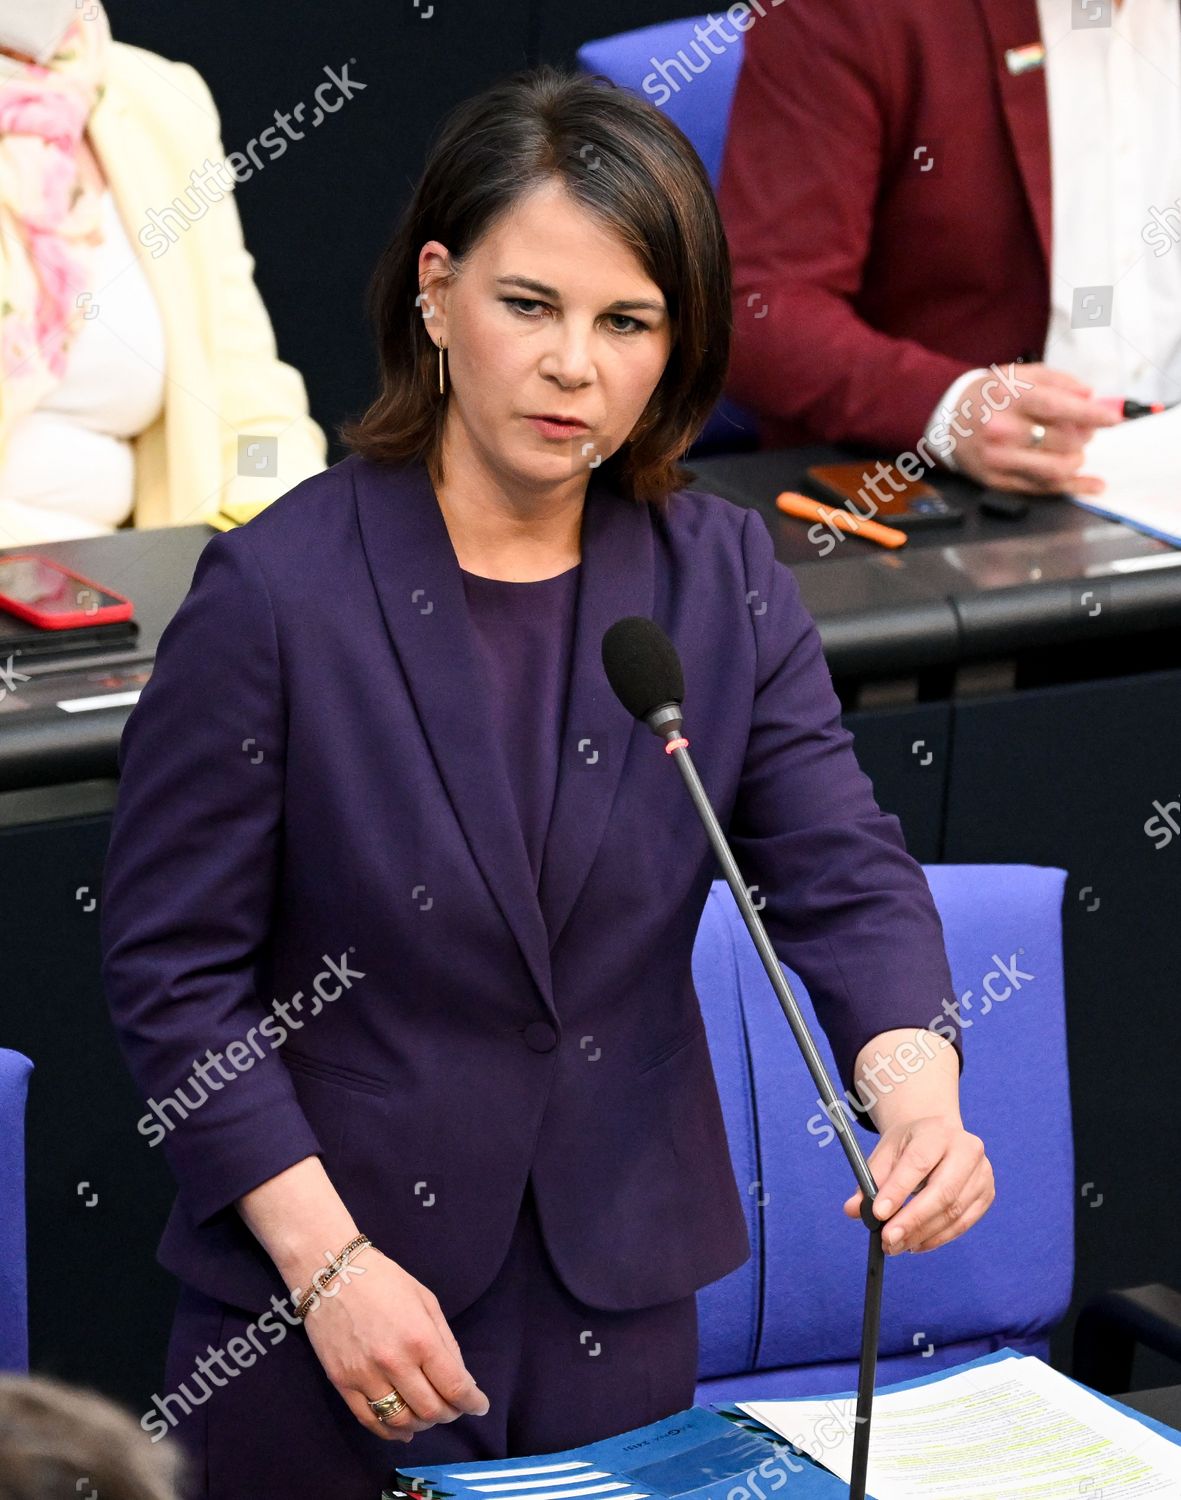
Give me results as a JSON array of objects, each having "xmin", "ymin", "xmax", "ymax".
[{"xmin": 775, "ymin": 490, "xmax": 909, "ymax": 549}]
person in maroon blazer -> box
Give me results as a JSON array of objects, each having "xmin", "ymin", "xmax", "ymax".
[
  {"xmin": 718, "ymin": 0, "xmax": 1145, "ymax": 496},
  {"xmin": 100, "ymin": 63, "xmax": 992, "ymax": 1500}
]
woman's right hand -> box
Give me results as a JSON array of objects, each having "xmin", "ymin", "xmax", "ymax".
[{"xmin": 302, "ymin": 1246, "xmax": 491, "ymax": 1442}]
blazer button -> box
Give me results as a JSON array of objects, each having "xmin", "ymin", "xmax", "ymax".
[{"xmin": 523, "ymin": 1021, "xmax": 558, "ymax": 1053}]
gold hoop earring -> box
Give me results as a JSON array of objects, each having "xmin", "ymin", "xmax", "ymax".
[{"xmin": 438, "ymin": 341, "xmax": 446, "ymax": 396}]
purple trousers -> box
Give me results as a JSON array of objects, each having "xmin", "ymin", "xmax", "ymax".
[{"xmin": 159, "ymin": 1177, "xmax": 699, "ymax": 1499}]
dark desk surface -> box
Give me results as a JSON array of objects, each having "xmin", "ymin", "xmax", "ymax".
[
  {"xmin": 0, "ymin": 524, "xmax": 212, "ymax": 793},
  {"xmin": 1116, "ymin": 1384, "xmax": 1181, "ymax": 1430},
  {"xmin": 1, "ymin": 446, "xmax": 1181, "ymax": 792},
  {"xmin": 691, "ymin": 446, "xmax": 1181, "ymax": 678}
]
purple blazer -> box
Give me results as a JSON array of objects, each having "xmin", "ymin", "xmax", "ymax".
[{"xmin": 99, "ymin": 454, "xmax": 960, "ymax": 1320}]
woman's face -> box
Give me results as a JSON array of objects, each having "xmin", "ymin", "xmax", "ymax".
[{"xmin": 418, "ymin": 178, "xmax": 673, "ymax": 494}]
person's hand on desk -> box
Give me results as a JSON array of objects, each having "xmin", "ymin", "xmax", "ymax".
[
  {"xmin": 946, "ymin": 364, "xmax": 1121, "ymax": 497},
  {"xmin": 841, "ymin": 1027, "xmax": 995, "ymax": 1254}
]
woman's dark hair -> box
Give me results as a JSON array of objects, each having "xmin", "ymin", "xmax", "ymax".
[{"xmin": 339, "ymin": 64, "xmax": 732, "ymax": 509}]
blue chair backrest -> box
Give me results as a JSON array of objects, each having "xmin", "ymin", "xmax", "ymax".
[
  {"xmin": 578, "ymin": 18, "xmax": 746, "ymax": 190},
  {"xmin": 577, "ymin": 18, "xmax": 759, "ymax": 455},
  {"xmin": 0, "ymin": 1048, "xmax": 32, "ymax": 1373},
  {"xmin": 690, "ymin": 865, "xmax": 1073, "ymax": 1401}
]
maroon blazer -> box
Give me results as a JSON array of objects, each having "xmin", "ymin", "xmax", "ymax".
[
  {"xmin": 100, "ymin": 455, "xmax": 960, "ymax": 1322},
  {"xmin": 719, "ymin": 0, "xmax": 1050, "ymax": 452}
]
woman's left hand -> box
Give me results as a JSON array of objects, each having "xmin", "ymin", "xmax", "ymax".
[{"xmin": 842, "ymin": 1115, "xmax": 995, "ymax": 1254}]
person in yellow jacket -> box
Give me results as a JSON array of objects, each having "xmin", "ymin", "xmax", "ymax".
[{"xmin": 0, "ymin": 1, "xmax": 326, "ymax": 542}]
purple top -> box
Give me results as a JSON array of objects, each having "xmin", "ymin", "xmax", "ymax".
[{"xmin": 460, "ymin": 563, "xmax": 581, "ymax": 890}]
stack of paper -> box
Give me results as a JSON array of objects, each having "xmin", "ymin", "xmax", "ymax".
[
  {"xmin": 740, "ymin": 1349, "xmax": 1181, "ymax": 1497},
  {"xmin": 1071, "ymin": 404, "xmax": 1181, "ymax": 546}
]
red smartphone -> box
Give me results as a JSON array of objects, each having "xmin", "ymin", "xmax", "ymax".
[{"xmin": 0, "ymin": 555, "xmax": 134, "ymax": 630}]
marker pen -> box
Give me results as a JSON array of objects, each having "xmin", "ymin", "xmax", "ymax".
[
  {"xmin": 775, "ymin": 491, "xmax": 908, "ymax": 550},
  {"xmin": 1097, "ymin": 397, "xmax": 1170, "ymax": 420}
]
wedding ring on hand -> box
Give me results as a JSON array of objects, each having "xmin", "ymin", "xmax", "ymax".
[
  {"xmin": 1028, "ymin": 422, "xmax": 1048, "ymax": 449},
  {"xmin": 369, "ymin": 1388, "xmax": 408, "ymax": 1422}
]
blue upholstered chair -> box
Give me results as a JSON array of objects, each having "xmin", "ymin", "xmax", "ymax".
[
  {"xmin": 577, "ymin": 19, "xmax": 760, "ymax": 456},
  {"xmin": 0, "ymin": 1047, "xmax": 33, "ymax": 1373},
  {"xmin": 690, "ymin": 865, "xmax": 1073, "ymax": 1400},
  {"xmin": 578, "ymin": 18, "xmax": 745, "ymax": 190}
]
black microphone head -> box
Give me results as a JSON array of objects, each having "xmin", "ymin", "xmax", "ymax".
[{"xmin": 601, "ymin": 616, "xmax": 684, "ymax": 723}]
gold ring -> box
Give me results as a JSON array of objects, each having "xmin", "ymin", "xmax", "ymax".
[{"xmin": 369, "ymin": 1388, "xmax": 408, "ymax": 1422}]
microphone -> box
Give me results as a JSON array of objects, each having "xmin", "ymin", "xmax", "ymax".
[
  {"xmin": 601, "ymin": 617, "xmax": 684, "ymax": 732},
  {"xmin": 602, "ymin": 615, "xmax": 885, "ymax": 1500}
]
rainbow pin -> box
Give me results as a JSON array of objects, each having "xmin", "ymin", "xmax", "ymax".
[{"xmin": 1005, "ymin": 42, "xmax": 1046, "ymax": 75}]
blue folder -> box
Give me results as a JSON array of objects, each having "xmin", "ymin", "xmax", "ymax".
[
  {"xmin": 1069, "ymin": 494, "xmax": 1181, "ymax": 551},
  {"xmin": 383, "ymin": 1401, "xmax": 851, "ymax": 1500}
]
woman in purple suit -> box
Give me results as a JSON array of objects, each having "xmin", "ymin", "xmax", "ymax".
[{"xmin": 100, "ymin": 64, "xmax": 993, "ymax": 1500}]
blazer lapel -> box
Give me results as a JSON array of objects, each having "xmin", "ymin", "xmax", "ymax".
[
  {"xmin": 972, "ymin": 0, "xmax": 1052, "ymax": 272},
  {"xmin": 351, "ymin": 456, "xmax": 654, "ymax": 1008},
  {"xmin": 536, "ymin": 466, "xmax": 654, "ymax": 953}
]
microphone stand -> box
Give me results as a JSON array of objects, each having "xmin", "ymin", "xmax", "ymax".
[{"xmin": 651, "ymin": 704, "xmax": 883, "ymax": 1500}]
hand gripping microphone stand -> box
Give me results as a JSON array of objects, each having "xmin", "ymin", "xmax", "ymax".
[{"xmin": 602, "ymin": 616, "xmax": 884, "ymax": 1500}]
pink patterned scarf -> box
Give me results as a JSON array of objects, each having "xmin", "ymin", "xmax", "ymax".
[{"xmin": 0, "ymin": 6, "xmax": 112, "ymax": 444}]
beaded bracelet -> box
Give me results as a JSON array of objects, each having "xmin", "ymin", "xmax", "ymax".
[{"xmin": 292, "ymin": 1233, "xmax": 372, "ymax": 1321}]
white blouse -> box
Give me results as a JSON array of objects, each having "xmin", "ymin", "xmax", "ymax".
[{"xmin": 0, "ymin": 188, "xmax": 167, "ymax": 544}]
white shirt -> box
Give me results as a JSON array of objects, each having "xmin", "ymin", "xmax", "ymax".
[
  {"xmin": 925, "ymin": 0, "xmax": 1181, "ymax": 464},
  {"xmin": 0, "ymin": 189, "xmax": 167, "ymax": 543}
]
